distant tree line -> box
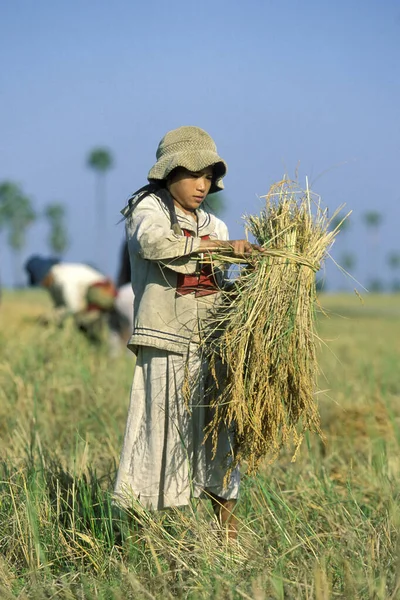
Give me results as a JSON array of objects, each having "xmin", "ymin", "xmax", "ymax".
[
  {"xmin": 327, "ymin": 210, "xmax": 400, "ymax": 292},
  {"xmin": 1, "ymin": 152, "xmax": 398, "ymax": 293},
  {"xmin": 0, "ymin": 146, "xmax": 114, "ymax": 289},
  {"xmin": 0, "ymin": 182, "xmax": 68, "ymax": 287}
]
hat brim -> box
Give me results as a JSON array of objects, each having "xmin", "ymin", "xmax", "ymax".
[{"xmin": 147, "ymin": 150, "xmax": 227, "ymax": 193}]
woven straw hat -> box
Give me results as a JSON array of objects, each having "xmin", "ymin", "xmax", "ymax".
[{"xmin": 147, "ymin": 126, "xmax": 227, "ymax": 193}]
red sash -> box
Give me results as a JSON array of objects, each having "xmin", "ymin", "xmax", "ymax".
[{"xmin": 176, "ymin": 230, "xmax": 219, "ymax": 297}]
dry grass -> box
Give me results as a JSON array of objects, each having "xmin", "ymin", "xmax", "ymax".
[
  {"xmin": 1, "ymin": 290, "xmax": 400, "ymax": 598},
  {"xmin": 204, "ymin": 178, "xmax": 347, "ymax": 474}
]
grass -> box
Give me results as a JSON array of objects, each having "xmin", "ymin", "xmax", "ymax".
[{"xmin": 1, "ymin": 289, "xmax": 400, "ymax": 598}]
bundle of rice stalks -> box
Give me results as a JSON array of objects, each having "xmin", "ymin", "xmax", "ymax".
[{"xmin": 203, "ymin": 177, "xmax": 347, "ymax": 475}]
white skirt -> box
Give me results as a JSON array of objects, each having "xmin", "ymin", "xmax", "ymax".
[{"xmin": 114, "ymin": 343, "xmax": 240, "ymax": 510}]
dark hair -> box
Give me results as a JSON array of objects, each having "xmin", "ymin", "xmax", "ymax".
[
  {"xmin": 117, "ymin": 240, "xmax": 131, "ymax": 287},
  {"xmin": 123, "ymin": 184, "xmax": 181, "ymax": 233}
]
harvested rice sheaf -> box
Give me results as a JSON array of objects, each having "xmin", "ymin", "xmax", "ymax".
[{"xmin": 203, "ymin": 178, "xmax": 346, "ymax": 475}]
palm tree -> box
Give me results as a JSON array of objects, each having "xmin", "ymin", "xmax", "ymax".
[
  {"xmin": 330, "ymin": 214, "xmax": 352, "ymax": 290},
  {"xmin": 0, "ymin": 181, "xmax": 36, "ymax": 287},
  {"xmin": 0, "ymin": 186, "xmax": 8, "ymax": 224},
  {"xmin": 0, "ymin": 187, "xmax": 7, "ymax": 294},
  {"xmin": 363, "ymin": 211, "xmax": 383, "ymax": 238},
  {"xmin": 363, "ymin": 211, "xmax": 383, "ymax": 290},
  {"xmin": 340, "ymin": 251, "xmax": 356, "ymax": 272},
  {"xmin": 87, "ymin": 148, "xmax": 114, "ymax": 273},
  {"xmin": 44, "ymin": 202, "xmax": 69, "ymax": 256},
  {"xmin": 387, "ymin": 251, "xmax": 400, "ymax": 292},
  {"xmin": 330, "ymin": 214, "xmax": 351, "ymax": 234}
]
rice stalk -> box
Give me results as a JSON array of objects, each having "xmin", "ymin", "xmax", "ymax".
[{"xmin": 202, "ymin": 177, "xmax": 347, "ymax": 474}]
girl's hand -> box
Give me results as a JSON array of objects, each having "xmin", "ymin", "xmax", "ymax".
[
  {"xmin": 225, "ymin": 240, "xmax": 263, "ymax": 257},
  {"xmin": 198, "ymin": 238, "xmax": 264, "ymax": 256}
]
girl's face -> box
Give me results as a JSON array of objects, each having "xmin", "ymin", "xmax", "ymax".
[{"xmin": 167, "ymin": 166, "xmax": 213, "ymax": 215}]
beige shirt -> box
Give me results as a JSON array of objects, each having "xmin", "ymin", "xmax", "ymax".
[{"xmin": 122, "ymin": 193, "xmax": 229, "ymax": 354}]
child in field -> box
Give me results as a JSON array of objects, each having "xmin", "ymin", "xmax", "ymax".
[{"xmin": 114, "ymin": 126, "xmax": 258, "ymax": 537}]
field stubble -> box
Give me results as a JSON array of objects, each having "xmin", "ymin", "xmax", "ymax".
[{"xmin": 1, "ymin": 290, "xmax": 400, "ymax": 599}]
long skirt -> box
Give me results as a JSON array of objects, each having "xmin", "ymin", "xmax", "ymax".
[{"xmin": 114, "ymin": 343, "xmax": 240, "ymax": 510}]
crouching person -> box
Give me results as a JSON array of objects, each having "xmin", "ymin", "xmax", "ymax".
[{"xmin": 24, "ymin": 255, "xmax": 133, "ymax": 353}]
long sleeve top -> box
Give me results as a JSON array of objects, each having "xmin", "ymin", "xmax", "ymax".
[{"xmin": 121, "ymin": 193, "xmax": 229, "ymax": 354}]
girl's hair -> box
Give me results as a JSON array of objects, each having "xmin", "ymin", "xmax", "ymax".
[{"xmin": 122, "ymin": 183, "xmax": 181, "ymax": 233}]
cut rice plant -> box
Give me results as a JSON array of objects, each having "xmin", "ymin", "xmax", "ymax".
[{"xmin": 203, "ymin": 177, "xmax": 348, "ymax": 475}]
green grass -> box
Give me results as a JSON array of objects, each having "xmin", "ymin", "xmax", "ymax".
[{"xmin": 1, "ymin": 290, "xmax": 400, "ymax": 598}]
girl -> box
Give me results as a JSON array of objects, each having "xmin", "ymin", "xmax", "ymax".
[{"xmin": 114, "ymin": 126, "xmax": 256, "ymax": 537}]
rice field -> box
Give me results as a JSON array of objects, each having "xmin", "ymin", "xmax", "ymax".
[{"xmin": 1, "ymin": 289, "xmax": 400, "ymax": 599}]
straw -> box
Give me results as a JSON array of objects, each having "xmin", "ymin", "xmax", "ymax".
[{"xmin": 199, "ymin": 177, "xmax": 347, "ymax": 475}]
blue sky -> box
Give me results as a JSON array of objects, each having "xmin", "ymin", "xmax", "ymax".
[{"xmin": 1, "ymin": 0, "xmax": 399, "ymax": 289}]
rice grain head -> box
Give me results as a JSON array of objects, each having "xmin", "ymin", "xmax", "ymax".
[{"xmin": 201, "ymin": 178, "xmax": 347, "ymax": 475}]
